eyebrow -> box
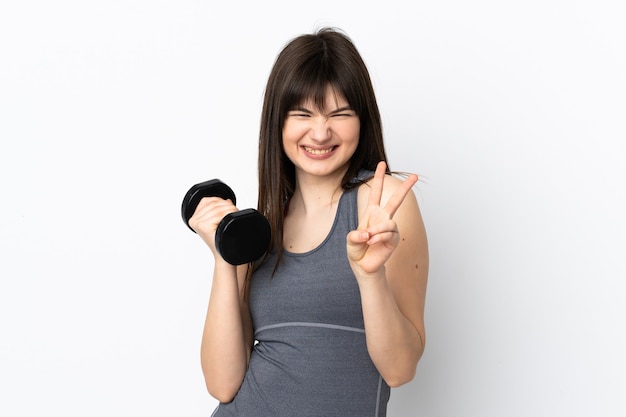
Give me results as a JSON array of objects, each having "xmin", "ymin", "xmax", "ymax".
[
  {"xmin": 328, "ymin": 106, "xmax": 354, "ymax": 115},
  {"xmin": 290, "ymin": 106, "xmax": 313, "ymax": 114},
  {"xmin": 289, "ymin": 106, "xmax": 354, "ymax": 115}
]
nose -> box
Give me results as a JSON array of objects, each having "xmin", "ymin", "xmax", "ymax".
[{"xmin": 309, "ymin": 117, "xmax": 331, "ymax": 142}]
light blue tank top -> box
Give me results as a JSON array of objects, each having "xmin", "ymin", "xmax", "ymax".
[{"xmin": 212, "ymin": 171, "xmax": 389, "ymax": 417}]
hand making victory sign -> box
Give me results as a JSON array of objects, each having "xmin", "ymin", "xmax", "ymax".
[{"xmin": 347, "ymin": 161, "xmax": 419, "ymax": 276}]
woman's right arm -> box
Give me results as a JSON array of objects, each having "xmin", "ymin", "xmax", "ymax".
[
  {"xmin": 200, "ymin": 261, "xmax": 253, "ymax": 403},
  {"xmin": 188, "ymin": 197, "xmax": 254, "ymax": 403}
]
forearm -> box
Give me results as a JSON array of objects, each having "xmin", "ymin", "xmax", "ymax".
[
  {"xmin": 200, "ymin": 260, "xmax": 250, "ymax": 401},
  {"xmin": 357, "ymin": 268, "xmax": 424, "ymax": 387}
]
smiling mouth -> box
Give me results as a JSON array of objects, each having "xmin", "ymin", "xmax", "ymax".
[{"xmin": 303, "ymin": 146, "xmax": 337, "ymax": 155}]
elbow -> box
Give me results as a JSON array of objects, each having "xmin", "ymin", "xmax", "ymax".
[
  {"xmin": 383, "ymin": 366, "xmax": 416, "ymax": 388},
  {"xmin": 201, "ymin": 352, "xmax": 248, "ymax": 403},
  {"xmin": 203, "ymin": 368, "xmax": 243, "ymax": 404},
  {"xmin": 205, "ymin": 380, "xmax": 239, "ymax": 404},
  {"xmin": 381, "ymin": 341, "xmax": 424, "ymax": 388}
]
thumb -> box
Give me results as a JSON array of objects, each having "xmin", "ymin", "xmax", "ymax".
[
  {"xmin": 346, "ymin": 229, "xmax": 370, "ymax": 262},
  {"xmin": 347, "ymin": 229, "xmax": 370, "ymax": 245}
]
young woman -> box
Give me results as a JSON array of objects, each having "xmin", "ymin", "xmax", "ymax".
[{"xmin": 188, "ymin": 27, "xmax": 429, "ymax": 417}]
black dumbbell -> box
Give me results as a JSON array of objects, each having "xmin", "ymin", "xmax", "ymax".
[{"xmin": 181, "ymin": 179, "xmax": 271, "ymax": 265}]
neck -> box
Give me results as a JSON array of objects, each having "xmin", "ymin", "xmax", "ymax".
[{"xmin": 291, "ymin": 169, "xmax": 346, "ymax": 214}]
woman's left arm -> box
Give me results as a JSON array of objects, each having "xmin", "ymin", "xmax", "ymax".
[{"xmin": 347, "ymin": 161, "xmax": 429, "ymax": 387}]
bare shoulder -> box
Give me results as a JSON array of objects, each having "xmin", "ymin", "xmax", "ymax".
[{"xmin": 356, "ymin": 172, "xmax": 419, "ymax": 215}]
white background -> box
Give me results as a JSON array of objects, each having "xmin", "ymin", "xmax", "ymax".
[{"xmin": 1, "ymin": 1, "xmax": 625, "ymax": 416}]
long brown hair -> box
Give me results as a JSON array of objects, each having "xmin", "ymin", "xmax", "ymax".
[{"xmin": 252, "ymin": 27, "xmax": 389, "ymax": 281}]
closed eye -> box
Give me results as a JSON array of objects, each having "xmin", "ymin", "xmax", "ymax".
[
  {"xmin": 328, "ymin": 106, "xmax": 355, "ymax": 118},
  {"xmin": 288, "ymin": 107, "xmax": 313, "ymax": 118}
]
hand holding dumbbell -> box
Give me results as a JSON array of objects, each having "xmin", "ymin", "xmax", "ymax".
[{"xmin": 181, "ymin": 179, "xmax": 271, "ymax": 265}]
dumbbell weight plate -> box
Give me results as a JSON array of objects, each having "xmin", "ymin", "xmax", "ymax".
[
  {"xmin": 216, "ymin": 209, "xmax": 271, "ymax": 265},
  {"xmin": 181, "ymin": 179, "xmax": 237, "ymax": 232}
]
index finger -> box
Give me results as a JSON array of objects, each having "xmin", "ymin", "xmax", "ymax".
[
  {"xmin": 384, "ymin": 173, "xmax": 418, "ymax": 218},
  {"xmin": 368, "ymin": 161, "xmax": 387, "ymax": 207}
]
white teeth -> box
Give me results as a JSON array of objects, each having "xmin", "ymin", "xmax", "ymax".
[{"xmin": 304, "ymin": 146, "xmax": 334, "ymax": 155}]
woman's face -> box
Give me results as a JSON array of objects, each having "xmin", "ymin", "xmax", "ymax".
[{"xmin": 282, "ymin": 87, "xmax": 360, "ymax": 181}]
